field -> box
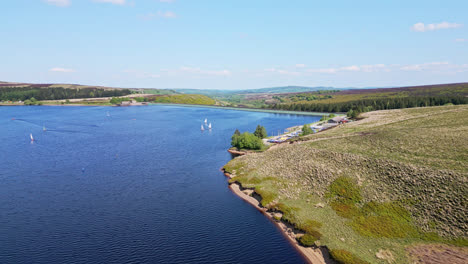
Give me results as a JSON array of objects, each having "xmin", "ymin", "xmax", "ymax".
[{"xmin": 224, "ymin": 105, "xmax": 468, "ymax": 263}]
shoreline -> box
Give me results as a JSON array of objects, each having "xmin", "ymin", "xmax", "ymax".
[
  {"xmin": 1, "ymin": 102, "xmax": 333, "ymax": 116},
  {"xmin": 151, "ymin": 103, "xmax": 331, "ymax": 116},
  {"xmin": 222, "ymin": 170, "xmax": 334, "ymax": 264}
]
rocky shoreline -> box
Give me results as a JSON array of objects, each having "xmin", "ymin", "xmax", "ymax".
[{"xmin": 222, "ymin": 169, "xmax": 335, "ymax": 264}]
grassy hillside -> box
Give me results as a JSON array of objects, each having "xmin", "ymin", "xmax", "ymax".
[
  {"xmin": 0, "ymin": 81, "xmax": 135, "ymax": 101},
  {"xmin": 220, "ymin": 83, "xmax": 468, "ymax": 112},
  {"xmin": 224, "ymin": 105, "xmax": 468, "ymax": 263},
  {"xmin": 151, "ymin": 94, "xmax": 216, "ymax": 105},
  {"xmin": 0, "ymin": 82, "xmax": 177, "ymax": 102},
  {"xmin": 174, "ymin": 86, "xmax": 343, "ymax": 96}
]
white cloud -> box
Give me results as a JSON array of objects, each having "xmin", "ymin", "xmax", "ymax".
[
  {"xmin": 307, "ymin": 64, "xmax": 386, "ymax": 74},
  {"xmin": 340, "ymin": 65, "xmax": 360, "ymax": 71},
  {"xmin": 159, "ymin": 0, "xmax": 175, "ymax": 2},
  {"xmin": 411, "ymin": 22, "xmax": 462, "ymax": 32},
  {"xmin": 93, "ymin": 0, "xmax": 126, "ymax": 5},
  {"xmin": 360, "ymin": 64, "xmax": 386, "ymax": 72},
  {"xmin": 455, "ymin": 38, "xmax": 468, "ymax": 42},
  {"xmin": 307, "ymin": 68, "xmax": 337, "ymax": 74},
  {"xmin": 44, "ymin": 0, "xmax": 71, "ymax": 7},
  {"xmin": 400, "ymin": 62, "xmax": 449, "ymax": 71},
  {"xmin": 50, "ymin": 67, "xmax": 75, "ymax": 73},
  {"xmin": 295, "ymin": 64, "xmax": 306, "ymax": 68}
]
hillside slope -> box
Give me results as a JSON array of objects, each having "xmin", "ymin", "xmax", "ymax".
[
  {"xmin": 151, "ymin": 94, "xmax": 216, "ymax": 105},
  {"xmin": 224, "ymin": 105, "xmax": 468, "ymax": 263}
]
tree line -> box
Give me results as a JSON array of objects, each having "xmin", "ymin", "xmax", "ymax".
[
  {"xmin": 0, "ymin": 87, "xmax": 132, "ymax": 101},
  {"xmin": 268, "ymin": 96, "xmax": 467, "ymax": 113}
]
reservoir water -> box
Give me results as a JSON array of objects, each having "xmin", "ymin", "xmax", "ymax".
[{"xmin": 0, "ymin": 105, "xmax": 320, "ymax": 264}]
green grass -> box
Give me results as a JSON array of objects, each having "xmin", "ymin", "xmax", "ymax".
[
  {"xmin": 152, "ymin": 94, "xmax": 216, "ymax": 105},
  {"xmin": 330, "ymin": 249, "xmax": 370, "ymax": 264},
  {"xmin": 224, "ymin": 105, "xmax": 468, "ymax": 263}
]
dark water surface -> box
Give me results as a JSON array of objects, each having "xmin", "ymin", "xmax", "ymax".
[{"xmin": 0, "ymin": 105, "xmax": 320, "ymax": 264}]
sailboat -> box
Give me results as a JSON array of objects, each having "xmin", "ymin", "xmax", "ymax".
[
  {"xmin": 204, "ymin": 118, "xmax": 208, "ymax": 124},
  {"xmin": 106, "ymin": 111, "xmax": 111, "ymax": 117},
  {"xmin": 208, "ymin": 123, "xmax": 212, "ymax": 129},
  {"xmin": 201, "ymin": 124, "xmax": 205, "ymax": 131},
  {"xmin": 43, "ymin": 125, "xmax": 46, "ymax": 131},
  {"xmin": 30, "ymin": 133, "xmax": 34, "ymax": 141}
]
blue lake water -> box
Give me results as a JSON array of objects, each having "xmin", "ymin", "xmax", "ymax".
[{"xmin": 0, "ymin": 105, "xmax": 320, "ymax": 264}]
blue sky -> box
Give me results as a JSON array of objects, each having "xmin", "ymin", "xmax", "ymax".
[{"xmin": 1, "ymin": 0, "xmax": 467, "ymax": 89}]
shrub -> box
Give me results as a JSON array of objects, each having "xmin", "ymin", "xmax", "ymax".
[
  {"xmin": 298, "ymin": 232, "xmax": 322, "ymax": 247},
  {"xmin": 351, "ymin": 201, "xmax": 417, "ymax": 238},
  {"xmin": 347, "ymin": 109, "xmax": 361, "ymax": 119},
  {"xmin": 255, "ymin": 187, "xmax": 277, "ymax": 207},
  {"xmin": 326, "ymin": 176, "xmax": 362, "ymax": 204},
  {"xmin": 297, "ymin": 219, "xmax": 322, "ymax": 233},
  {"xmin": 351, "ymin": 215, "xmax": 409, "ymax": 238},
  {"xmin": 330, "ymin": 249, "xmax": 370, "ymax": 264},
  {"xmin": 274, "ymin": 203, "xmax": 300, "ymax": 223},
  {"xmin": 301, "ymin": 124, "xmax": 313, "ymax": 136},
  {"xmin": 330, "ymin": 201, "xmax": 360, "ymax": 219}
]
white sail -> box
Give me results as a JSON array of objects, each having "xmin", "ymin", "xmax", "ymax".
[
  {"xmin": 208, "ymin": 123, "xmax": 212, "ymax": 129},
  {"xmin": 30, "ymin": 133, "xmax": 34, "ymax": 141},
  {"xmin": 204, "ymin": 118, "xmax": 208, "ymax": 124},
  {"xmin": 201, "ymin": 124, "xmax": 205, "ymax": 131}
]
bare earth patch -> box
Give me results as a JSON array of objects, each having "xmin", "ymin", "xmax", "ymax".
[{"xmin": 407, "ymin": 244, "xmax": 468, "ymax": 264}]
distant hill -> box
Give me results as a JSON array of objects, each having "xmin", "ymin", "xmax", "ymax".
[
  {"xmin": 0, "ymin": 81, "xmax": 124, "ymax": 91},
  {"xmin": 269, "ymin": 82, "xmax": 468, "ymax": 113},
  {"xmin": 236, "ymin": 86, "xmax": 344, "ymax": 94},
  {"xmin": 0, "ymin": 81, "xmax": 180, "ymax": 101},
  {"xmin": 173, "ymin": 86, "xmax": 347, "ymax": 95}
]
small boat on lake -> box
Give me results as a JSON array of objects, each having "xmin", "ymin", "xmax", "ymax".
[
  {"xmin": 43, "ymin": 125, "xmax": 46, "ymax": 131},
  {"xmin": 30, "ymin": 133, "xmax": 34, "ymax": 141},
  {"xmin": 201, "ymin": 124, "xmax": 205, "ymax": 131},
  {"xmin": 208, "ymin": 123, "xmax": 212, "ymax": 129},
  {"xmin": 204, "ymin": 118, "xmax": 208, "ymax": 124}
]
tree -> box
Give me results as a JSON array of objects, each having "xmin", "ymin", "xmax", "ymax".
[
  {"xmin": 231, "ymin": 131, "xmax": 264, "ymax": 150},
  {"xmin": 110, "ymin": 97, "xmax": 120, "ymax": 104},
  {"xmin": 347, "ymin": 109, "xmax": 360, "ymax": 119},
  {"xmin": 301, "ymin": 125, "xmax": 313, "ymax": 136},
  {"xmin": 253, "ymin": 125, "xmax": 267, "ymax": 139},
  {"xmin": 231, "ymin": 129, "xmax": 240, "ymax": 147}
]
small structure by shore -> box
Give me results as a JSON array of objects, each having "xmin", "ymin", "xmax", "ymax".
[{"xmin": 117, "ymin": 100, "xmax": 148, "ymax": 106}]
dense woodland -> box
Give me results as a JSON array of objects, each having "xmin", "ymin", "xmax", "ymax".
[
  {"xmin": 268, "ymin": 96, "xmax": 468, "ymax": 113},
  {"xmin": 0, "ymin": 87, "xmax": 132, "ymax": 101}
]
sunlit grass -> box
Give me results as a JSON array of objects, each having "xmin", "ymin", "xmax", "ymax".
[{"xmin": 224, "ymin": 105, "xmax": 468, "ymax": 263}]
